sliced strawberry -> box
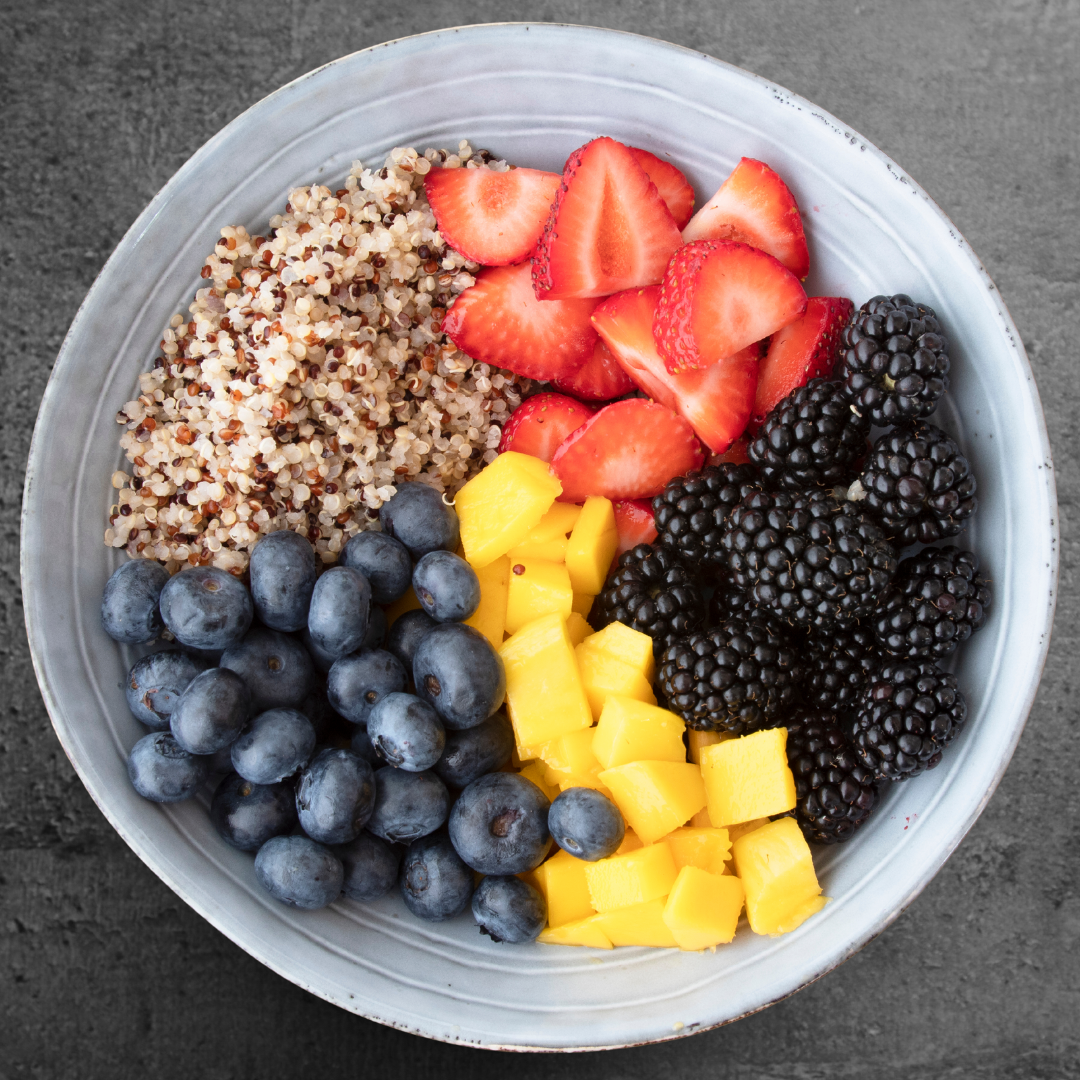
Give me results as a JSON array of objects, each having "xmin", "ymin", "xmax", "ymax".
[
  {"xmin": 498, "ymin": 392, "xmax": 596, "ymax": 462},
  {"xmin": 613, "ymin": 499, "xmax": 658, "ymax": 556},
  {"xmin": 653, "ymin": 240, "xmax": 806, "ymax": 372},
  {"xmin": 708, "ymin": 436, "xmax": 751, "ymax": 466},
  {"xmin": 592, "ymin": 285, "xmax": 760, "ymax": 454},
  {"xmin": 424, "ymin": 166, "xmax": 561, "ymax": 266},
  {"xmin": 551, "ymin": 338, "xmax": 635, "ymax": 402},
  {"xmin": 628, "ymin": 147, "xmax": 695, "ymax": 230},
  {"xmin": 682, "ymin": 157, "xmax": 810, "ymax": 279},
  {"xmin": 752, "ymin": 296, "xmax": 855, "ymax": 426},
  {"xmin": 442, "ymin": 262, "xmax": 599, "ymax": 381},
  {"xmin": 551, "ymin": 398, "xmax": 704, "ymax": 503},
  {"xmin": 532, "ymin": 137, "xmax": 682, "ymax": 300}
]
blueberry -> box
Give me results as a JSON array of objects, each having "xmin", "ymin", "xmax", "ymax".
[
  {"xmin": 363, "ymin": 606, "xmax": 387, "ymax": 651},
  {"xmin": 341, "ymin": 531, "xmax": 413, "ymax": 604},
  {"xmin": 230, "ymin": 708, "xmax": 316, "ymax": 784},
  {"xmin": 434, "ymin": 712, "xmax": 514, "ymax": 789},
  {"xmin": 412, "ymin": 551, "xmax": 481, "ymax": 623},
  {"xmin": 307, "ymin": 566, "xmax": 371, "ymax": 662},
  {"xmin": 472, "ymin": 875, "xmax": 546, "ymax": 943},
  {"xmin": 367, "ymin": 693, "xmax": 445, "ymax": 772},
  {"xmin": 299, "ymin": 685, "xmax": 343, "ymax": 742},
  {"xmin": 170, "ymin": 667, "xmax": 250, "ymax": 755},
  {"xmin": 101, "ymin": 559, "xmax": 169, "ymax": 643},
  {"xmin": 449, "ymin": 772, "xmax": 551, "ymax": 875},
  {"xmin": 350, "ymin": 725, "xmax": 380, "ymax": 766},
  {"xmin": 326, "ymin": 649, "xmax": 406, "ymax": 725},
  {"xmin": 220, "ymin": 626, "xmax": 314, "ymax": 711},
  {"xmin": 127, "ymin": 732, "xmax": 209, "ymax": 802},
  {"xmin": 159, "ymin": 566, "xmax": 253, "ymax": 650},
  {"xmin": 125, "ymin": 651, "xmax": 208, "ymax": 730},
  {"xmin": 295, "ymin": 747, "xmax": 376, "ymax": 845},
  {"xmin": 207, "ymin": 744, "xmax": 236, "ymax": 774},
  {"xmin": 254, "ymin": 835, "xmax": 343, "ymax": 909},
  {"xmin": 367, "ymin": 766, "xmax": 449, "ymax": 844},
  {"xmin": 413, "ymin": 623, "xmax": 505, "ymax": 730},
  {"xmin": 210, "ymin": 772, "xmax": 298, "ymax": 852},
  {"xmin": 548, "ymin": 787, "xmax": 625, "ymax": 861},
  {"xmin": 379, "ymin": 482, "xmax": 459, "ymax": 559},
  {"xmin": 399, "ymin": 831, "xmax": 473, "ymax": 922},
  {"xmin": 385, "ymin": 608, "xmax": 437, "ymax": 670},
  {"xmin": 248, "ymin": 529, "xmax": 318, "ymax": 632},
  {"xmin": 299, "ymin": 627, "xmax": 337, "ymax": 674},
  {"xmin": 336, "ymin": 831, "xmax": 402, "ymax": 902}
]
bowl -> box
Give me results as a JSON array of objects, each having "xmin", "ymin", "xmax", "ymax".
[{"xmin": 21, "ymin": 23, "xmax": 1057, "ymax": 1050}]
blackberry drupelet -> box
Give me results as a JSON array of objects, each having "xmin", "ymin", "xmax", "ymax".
[
  {"xmin": 851, "ymin": 660, "xmax": 967, "ymax": 781},
  {"xmin": 748, "ymin": 379, "xmax": 871, "ymax": 491},
  {"xmin": 652, "ymin": 464, "xmax": 762, "ymax": 575},
  {"xmin": 589, "ymin": 544, "xmax": 705, "ymax": 656},
  {"xmin": 873, "ymin": 546, "xmax": 990, "ymax": 659},
  {"xmin": 800, "ymin": 625, "xmax": 883, "ymax": 713},
  {"xmin": 708, "ymin": 583, "xmax": 781, "ymax": 630},
  {"xmin": 720, "ymin": 489, "xmax": 898, "ymax": 631},
  {"xmin": 836, "ymin": 294, "xmax": 950, "ymax": 424},
  {"xmin": 657, "ymin": 618, "xmax": 798, "ymax": 734},
  {"xmin": 851, "ymin": 422, "xmax": 977, "ymax": 547},
  {"xmin": 786, "ymin": 712, "xmax": 877, "ymax": 844}
]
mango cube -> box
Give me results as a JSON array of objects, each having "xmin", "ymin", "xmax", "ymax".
[
  {"xmin": 456, "ymin": 452, "xmax": 561, "ymax": 568},
  {"xmin": 616, "ymin": 829, "xmax": 643, "ymax": 855},
  {"xmin": 509, "ymin": 503, "xmax": 582, "ymax": 562},
  {"xmin": 700, "ymin": 727, "xmax": 797, "ymax": 827},
  {"xmin": 505, "ymin": 557, "xmax": 573, "ymax": 634},
  {"xmin": 532, "ymin": 849, "xmax": 596, "ymax": 927},
  {"xmin": 565, "ymin": 496, "xmax": 619, "ymax": 595},
  {"xmin": 727, "ymin": 817, "xmax": 771, "ymax": 843},
  {"xmin": 572, "ymin": 592, "xmax": 596, "ymax": 617},
  {"xmin": 538, "ymin": 726, "xmax": 602, "ymax": 782},
  {"xmin": 584, "ymin": 841, "xmax": 678, "ymax": 911},
  {"xmin": 509, "ymin": 536, "xmax": 568, "ymax": 563},
  {"xmin": 518, "ymin": 760, "xmax": 559, "ymax": 802},
  {"xmin": 463, "ymin": 555, "xmax": 510, "ymax": 648},
  {"xmin": 732, "ymin": 816, "xmax": 828, "ymax": 936},
  {"xmin": 500, "ymin": 613, "xmax": 592, "ymax": 748},
  {"xmin": 593, "ymin": 899, "xmax": 678, "ymax": 948},
  {"xmin": 582, "ymin": 621, "xmax": 656, "ymax": 682},
  {"xmin": 687, "ymin": 729, "xmax": 725, "ymax": 765},
  {"xmin": 575, "ymin": 647, "xmax": 657, "ymax": 718},
  {"xmin": 664, "ymin": 826, "xmax": 731, "ymax": 875},
  {"xmin": 592, "ymin": 697, "xmax": 686, "ymax": 770},
  {"xmin": 538, "ymin": 914, "xmax": 613, "ymax": 949},
  {"xmin": 565, "ymin": 612, "xmax": 593, "ymax": 646},
  {"xmin": 662, "ymin": 866, "xmax": 745, "ymax": 950},
  {"xmin": 557, "ymin": 771, "xmax": 610, "ymax": 796},
  {"xmin": 598, "ymin": 761, "xmax": 707, "ymax": 845}
]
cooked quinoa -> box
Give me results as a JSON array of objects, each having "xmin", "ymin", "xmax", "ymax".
[{"xmin": 106, "ymin": 142, "xmax": 529, "ymax": 574}]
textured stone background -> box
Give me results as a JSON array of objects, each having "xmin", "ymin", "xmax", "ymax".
[{"xmin": 2, "ymin": 1, "xmax": 1078, "ymax": 1076}]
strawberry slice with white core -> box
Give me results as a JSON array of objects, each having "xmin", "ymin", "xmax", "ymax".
[
  {"xmin": 682, "ymin": 157, "xmax": 810, "ymax": 279},
  {"xmin": 628, "ymin": 147, "xmax": 695, "ymax": 229},
  {"xmin": 551, "ymin": 338, "xmax": 635, "ymax": 402},
  {"xmin": 752, "ymin": 296, "xmax": 855, "ymax": 426},
  {"xmin": 424, "ymin": 165, "xmax": 561, "ymax": 266},
  {"xmin": 551, "ymin": 398, "xmax": 704, "ymax": 503},
  {"xmin": 613, "ymin": 499, "xmax": 659, "ymax": 557},
  {"xmin": 532, "ymin": 137, "xmax": 682, "ymax": 300},
  {"xmin": 653, "ymin": 240, "xmax": 806, "ymax": 373},
  {"xmin": 442, "ymin": 262, "xmax": 600, "ymax": 382},
  {"xmin": 592, "ymin": 285, "xmax": 760, "ymax": 454},
  {"xmin": 498, "ymin": 392, "xmax": 596, "ymax": 462}
]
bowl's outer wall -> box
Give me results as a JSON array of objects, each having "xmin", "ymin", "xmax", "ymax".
[{"xmin": 21, "ymin": 24, "xmax": 1057, "ymax": 1050}]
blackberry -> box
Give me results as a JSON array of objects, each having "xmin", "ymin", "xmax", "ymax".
[
  {"xmin": 786, "ymin": 712, "xmax": 877, "ymax": 844},
  {"xmin": 590, "ymin": 544, "xmax": 705, "ymax": 656},
  {"xmin": 800, "ymin": 625, "xmax": 883, "ymax": 713},
  {"xmin": 837, "ymin": 294, "xmax": 950, "ymax": 424},
  {"xmin": 721, "ymin": 489, "xmax": 897, "ymax": 631},
  {"xmin": 652, "ymin": 464, "xmax": 762, "ymax": 574},
  {"xmin": 748, "ymin": 379, "xmax": 870, "ymax": 491},
  {"xmin": 873, "ymin": 546, "xmax": 990, "ymax": 660},
  {"xmin": 851, "ymin": 660, "xmax": 967, "ymax": 781},
  {"xmin": 708, "ymin": 583, "xmax": 779, "ymax": 630},
  {"xmin": 657, "ymin": 618, "xmax": 799, "ymax": 734},
  {"xmin": 852, "ymin": 422, "xmax": 977, "ymax": 547}
]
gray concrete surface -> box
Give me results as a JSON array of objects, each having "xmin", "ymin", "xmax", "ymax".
[{"xmin": 2, "ymin": 1, "xmax": 1078, "ymax": 1076}]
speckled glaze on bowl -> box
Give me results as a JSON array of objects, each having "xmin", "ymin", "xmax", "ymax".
[{"xmin": 21, "ymin": 23, "xmax": 1057, "ymax": 1051}]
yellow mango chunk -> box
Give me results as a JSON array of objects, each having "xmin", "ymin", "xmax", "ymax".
[
  {"xmin": 727, "ymin": 817, "xmax": 771, "ymax": 843},
  {"xmin": 662, "ymin": 866, "xmax": 745, "ymax": 950},
  {"xmin": 565, "ymin": 495, "xmax": 619, "ymax": 595},
  {"xmin": 557, "ymin": 771, "xmax": 611, "ymax": 796},
  {"xmin": 505, "ymin": 558, "xmax": 573, "ymax": 635},
  {"xmin": 582, "ymin": 621, "xmax": 656, "ymax": 681},
  {"xmin": 593, "ymin": 898, "xmax": 678, "ymax": 948},
  {"xmin": 500, "ymin": 613, "xmax": 592, "ymax": 748},
  {"xmin": 598, "ymin": 761, "xmax": 707, "ymax": 845},
  {"xmin": 592, "ymin": 697, "xmax": 686, "ymax": 770},
  {"xmin": 509, "ymin": 536, "xmax": 567, "ymax": 562},
  {"xmin": 384, "ymin": 586, "xmax": 421, "ymax": 626},
  {"xmin": 463, "ymin": 555, "xmax": 510, "ymax": 648},
  {"xmin": 510, "ymin": 503, "xmax": 582, "ymax": 562},
  {"xmin": 687, "ymin": 729, "xmax": 727, "ymax": 765},
  {"xmin": 700, "ymin": 728, "xmax": 797, "ymax": 827},
  {"xmin": 539, "ymin": 727, "xmax": 601, "ymax": 780},
  {"xmin": 584, "ymin": 842, "xmax": 678, "ymax": 911},
  {"xmin": 538, "ymin": 914, "xmax": 613, "ymax": 949},
  {"xmin": 518, "ymin": 761, "xmax": 559, "ymax": 802},
  {"xmin": 575, "ymin": 648, "xmax": 657, "ymax": 719},
  {"xmin": 533, "ymin": 849, "xmax": 596, "ymax": 927},
  {"xmin": 572, "ymin": 592, "xmax": 596, "ymax": 617},
  {"xmin": 616, "ymin": 829, "xmax": 643, "ymax": 855},
  {"xmin": 565, "ymin": 612, "xmax": 593, "ymax": 646},
  {"xmin": 456, "ymin": 452, "xmax": 562, "ymax": 569},
  {"xmin": 664, "ymin": 826, "xmax": 732, "ymax": 875},
  {"xmin": 733, "ymin": 816, "xmax": 828, "ymax": 936},
  {"xmin": 690, "ymin": 807, "xmax": 714, "ymax": 829}
]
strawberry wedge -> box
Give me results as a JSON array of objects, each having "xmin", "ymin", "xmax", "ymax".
[
  {"xmin": 613, "ymin": 499, "xmax": 659, "ymax": 557},
  {"xmin": 498, "ymin": 393, "xmax": 596, "ymax": 462},
  {"xmin": 552, "ymin": 339, "xmax": 635, "ymax": 402},
  {"xmin": 683, "ymin": 157, "xmax": 810, "ymax": 279},
  {"xmin": 592, "ymin": 285, "xmax": 760, "ymax": 455},
  {"xmin": 551, "ymin": 399, "xmax": 704, "ymax": 503},
  {"xmin": 424, "ymin": 165, "xmax": 561, "ymax": 266},
  {"xmin": 442, "ymin": 262, "xmax": 599, "ymax": 382},
  {"xmin": 532, "ymin": 137, "xmax": 682, "ymax": 300},
  {"xmin": 628, "ymin": 147, "xmax": 695, "ymax": 229}
]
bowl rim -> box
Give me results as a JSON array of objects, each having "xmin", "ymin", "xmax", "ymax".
[{"xmin": 21, "ymin": 21, "xmax": 1059, "ymax": 1051}]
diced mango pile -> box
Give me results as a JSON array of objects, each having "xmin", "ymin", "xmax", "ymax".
[{"xmin": 452, "ymin": 451, "xmax": 829, "ymax": 951}]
